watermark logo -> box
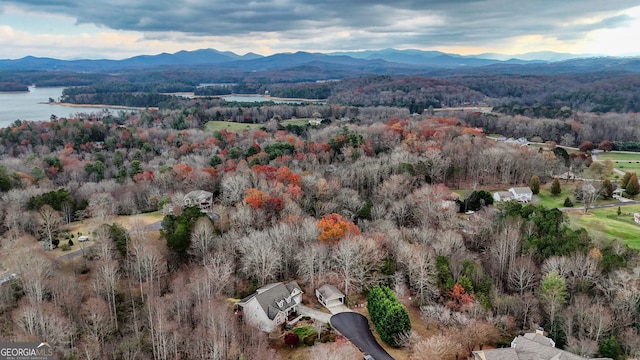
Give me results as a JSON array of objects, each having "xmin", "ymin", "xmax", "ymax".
[{"xmin": 0, "ymin": 342, "xmax": 53, "ymax": 360}]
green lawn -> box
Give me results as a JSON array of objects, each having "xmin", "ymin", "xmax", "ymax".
[
  {"xmin": 596, "ymin": 151, "xmax": 640, "ymax": 161},
  {"xmin": 612, "ymin": 161, "xmax": 640, "ymax": 173},
  {"xmin": 567, "ymin": 205, "xmax": 640, "ymax": 249},
  {"xmin": 205, "ymin": 121, "xmax": 264, "ymax": 131},
  {"xmin": 281, "ymin": 118, "xmax": 316, "ymax": 126},
  {"xmin": 534, "ymin": 187, "xmax": 574, "ymax": 208}
]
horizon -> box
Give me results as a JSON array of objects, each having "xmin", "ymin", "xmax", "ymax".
[{"xmin": 0, "ymin": 2, "xmax": 639, "ymax": 60}]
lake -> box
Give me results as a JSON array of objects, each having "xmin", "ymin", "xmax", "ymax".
[{"xmin": 0, "ymin": 87, "xmax": 136, "ymax": 129}]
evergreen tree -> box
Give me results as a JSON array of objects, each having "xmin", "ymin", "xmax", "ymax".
[
  {"xmin": 529, "ymin": 175, "xmax": 540, "ymax": 195},
  {"xmin": 625, "ymin": 173, "xmax": 640, "ymax": 198},
  {"xmin": 550, "ymin": 177, "xmax": 561, "ymax": 196},
  {"xmin": 599, "ymin": 336, "xmax": 621, "ymax": 360},
  {"xmin": 601, "ymin": 178, "xmax": 614, "ymax": 199}
]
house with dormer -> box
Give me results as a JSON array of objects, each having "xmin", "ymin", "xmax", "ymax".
[{"xmin": 235, "ymin": 281, "xmax": 303, "ymax": 332}]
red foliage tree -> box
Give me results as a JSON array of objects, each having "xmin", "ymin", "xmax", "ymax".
[
  {"xmin": 244, "ymin": 188, "xmax": 269, "ymax": 209},
  {"xmin": 598, "ymin": 140, "xmax": 613, "ymax": 152}
]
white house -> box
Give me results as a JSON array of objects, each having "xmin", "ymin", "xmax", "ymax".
[
  {"xmin": 315, "ymin": 284, "xmax": 346, "ymax": 308},
  {"xmin": 493, "ymin": 191, "xmax": 515, "ymax": 203},
  {"xmin": 509, "ymin": 187, "xmax": 533, "ymax": 202},
  {"xmin": 235, "ymin": 281, "xmax": 303, "ymax": 332}
]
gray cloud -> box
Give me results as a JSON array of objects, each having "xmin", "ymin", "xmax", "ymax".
[{"xmin": 1, "ymin": 0, "xmax": 638, "ymax": 51}]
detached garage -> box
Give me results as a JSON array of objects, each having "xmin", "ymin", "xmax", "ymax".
[{"xmin": 316, "ymin": 284, "xmax": 346, "ymax": 308}]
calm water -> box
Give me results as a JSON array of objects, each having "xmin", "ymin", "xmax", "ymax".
[{"xmin": 0, "ymin": 87, "xmax": 133, "ymax": 129}]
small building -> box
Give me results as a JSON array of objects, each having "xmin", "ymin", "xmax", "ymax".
[
  {"xmin": 235, "ymin": 281, "xmax": 303, "ymax": 332},
  {"xmin": 316, "ymin": 284, "xmax": 346, "ymax": 308},
  {"xmin": 183, "ymin": 190, "xmax": 214, "ymax": 210}
]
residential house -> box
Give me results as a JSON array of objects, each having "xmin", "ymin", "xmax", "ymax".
[
  {"xmin": 183, "ymin": 190, "xmax": 214, "ymax": 210},
  {"xmin": 473, "ymin": 329, "xmax": 611, "ymax": 360},
  {"xmin": 508, "ymin": 187, "xmax": 533, "ymax": 202},
  {"xmin": 493, "ymin": 191, "xmax": 514, "ymax": 203},
  {"xmin": 235, "ymin": 281, "xmax": 303, "ymax": 332},
  {"xmin": 315, "ymin": 284, "xmax": 346, "ymax": 308}
]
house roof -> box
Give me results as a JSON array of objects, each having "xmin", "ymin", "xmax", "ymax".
[
  {"xmin": 495, "ymin": 191, "xmax": 514, "ymax": 199},
  {"xmin": 474, "ymin": 348, "xmax": 519, "ymax": 360},
  {"xmin": 317, "ymin": 284, "xmax": 345, "ymax": 301},
  {"xmin": 510, "ymin": 187, "xmax": 533, "ymax": 195},
  {"xmin": 184, "ymin": 190, "xmax": 213, "ymax": 203},
  {"xmin": 475, "ymin": 333, "xmax": 612, "ymax": 360},
  {"xmin": 238, "ymin": 281, "xmax": 302, "ymax": 321}
]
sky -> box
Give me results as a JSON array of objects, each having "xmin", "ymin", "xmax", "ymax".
[{"xmin": 0, "ymin": 1, "xmax": 639, "ymax": 60}]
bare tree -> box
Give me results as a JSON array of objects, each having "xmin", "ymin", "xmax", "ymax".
[
  {"xmin": 581, "ymin": 182, "xmax": 604, "ymax": 214},
  {"xmin": 93, "ymin": 259, "xmax": 120, "ymax": 330},
  {"xmin": 295, "ymin": 242, "xmax": 329, "ymax": 290},
  {"xmin": 239, "ymin": 232, "xmax": 281, "ymax": 286},
  {"xmin": 489, "ymin": 220, "xmax": 522, "ymax": 290},
  {"xmin": 307, "ymin": 342, "xmax": 361, "ymax": 360},
  {"xmin": 11, "ymin": 244, "xmax": 52, "ymax": 304},
  {"xmin": 331, "ymin": 236, "xmax": 381, "ymax": 296},
  {"xmin": 508, "ymin": 256, "xmax": 538, "ymax": 296},
  {"xmin": 81, "ymin": 297, "xmax": 112, "ymax": 348},
  {"xmin": 411, "ymin": 334, "xmax": 462, "ymax": 360},
  {"xmin": 189, "ymin": 217, "xmax": 217, "ymax": 266},
  {"xmin": 398, "ymin": 242, "xmax": 438, "ymax": 304},
  {"xmin": 37, "ymin": 205, "xmax": 62, "ymax": 250}
]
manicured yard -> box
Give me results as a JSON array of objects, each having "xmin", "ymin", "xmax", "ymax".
[
  {"xmin": 567, "ymin": 205, "xmax": 640, "ymax": 249},
  {"xmin": 534, "ymin": 182, "xmax": 577, "ymax": 208},
  {"xmin": 612, "ymin": 161, "xmax": 640, "ymax": 173},
  {"xmin": 595, "ymin": 151, "xmax": 640, "ymax": 161},
  {"xmin": 205, "ymin": 121, "xmax": 264, "ymax": 131}
]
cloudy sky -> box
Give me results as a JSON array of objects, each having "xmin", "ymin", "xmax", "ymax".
[{"xmin": 0, "ymin": 0, "xmax": 639, "ymax": 59}]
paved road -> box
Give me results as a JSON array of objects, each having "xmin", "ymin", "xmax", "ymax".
[{"xmin": 331, "ymin": 312, "xmax": 394, "ymax": 360}]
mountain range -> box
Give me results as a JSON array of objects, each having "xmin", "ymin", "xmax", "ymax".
[{"xmin": 1, "ymin": 48, "xmax": 639, "ymax": 75}]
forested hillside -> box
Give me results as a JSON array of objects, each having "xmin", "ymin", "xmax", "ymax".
[{"xmin": 0, "ymin": 103, "xmax": 638, "ymax": 359}]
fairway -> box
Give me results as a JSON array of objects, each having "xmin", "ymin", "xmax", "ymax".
[
  {"xmin": 205, "ymin": 121, "xmax": 264, "ymax": 131},
  {"xmin": 567, "ymin": 205, "xmax": 640, "ymax": 249}
]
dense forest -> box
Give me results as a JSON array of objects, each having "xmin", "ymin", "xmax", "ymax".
[{"xmin": 0, "ymin": 98, "xmax": 639, "ymax": 359}]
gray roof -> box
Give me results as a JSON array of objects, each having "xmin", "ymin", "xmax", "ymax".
[
  {"xmin": 475, "ymin": 334, "xmax": 612, "ymax": 360},
  {"xmin": 317, "ymin": 284, "xmax": 345, "ymax": 301},
  {"xmin": 510, "ymin": 187, "xmax": 533, "ymax": 195},
  {"xmin": 238, "ymin": 281, "xmax": 302, "ymax": 320}
]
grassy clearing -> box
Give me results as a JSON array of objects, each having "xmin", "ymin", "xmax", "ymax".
[
  {"xmin": 281, "ymin": 118, "xmax": 316, "ymax": 126},
  {"xmin": 205, "ymin": 121, "xmax": 263, "ymax": 132},
  {"xmin": 52, "ymin": 212, "xmax": 164, "ymax": 258},
  {"xmin": 613, "ymin": 161, "xmax": 640, "ymax": 173},
  {"xmin": 595, "ymin": 152, "xmax": 640, "ymax": 161},
  {"xmin": 567, "ymin": 205, "xmax": 640, "ymax": 249},
  {"xmin": 534, "ymin": 186, "xmax": 574, "ymax": 208}
]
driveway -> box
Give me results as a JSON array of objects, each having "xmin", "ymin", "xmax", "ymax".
[
  {"xmin": 330, "ymin": 312, "xmax": 394, "ymax": 360},
  {"xmin": 296, "ymin": 304, "xmax": 332, "ymax": 324}
]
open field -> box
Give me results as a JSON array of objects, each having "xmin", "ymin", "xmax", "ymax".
[
  {"xmin": 595, "ymin": 152, "xmax": 640, "ymax": 161},
  {"xmin": 567, "ymin": 205, "xmax": 640, "ymax": 249},
  {"xmin": 205, "ymin": 121, "xmax": 264, "ymax": 131},
  {"xmin": 52, "ymin": 212, "xmax": 164, "ymax": 258},
  {"xmin": 612, "ymin": 161, "xmax": 640, "ymax": 173},
  {"xmin": 281, "ymin": 118, "xmax": 317, "ymax": 126}
]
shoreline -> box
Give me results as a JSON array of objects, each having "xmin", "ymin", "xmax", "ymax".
[{"xmin": 42, "ymin": 102, "xmax": 151, "ymax": 111}]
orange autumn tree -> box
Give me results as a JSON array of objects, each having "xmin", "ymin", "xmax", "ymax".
[
  {"xmin": 317, "ymin": 213, "xmax": 360, "ymax": 245},
  {"xmin": 244, "ymin": 188, "xmax": 270, "ymax": 209}
]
